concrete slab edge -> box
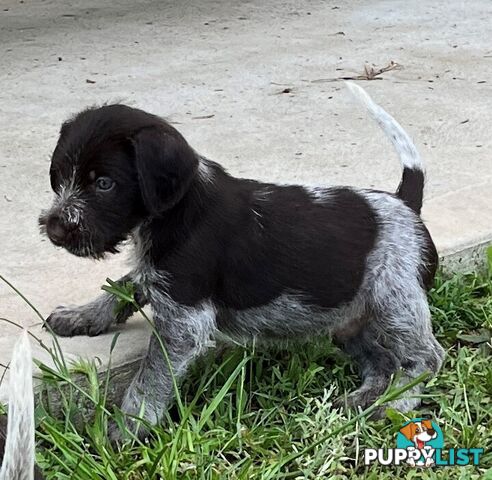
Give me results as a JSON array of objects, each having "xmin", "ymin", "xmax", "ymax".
[{"xmin": 439, "ymin": 239, "xmax": 492, "ymax": 274}]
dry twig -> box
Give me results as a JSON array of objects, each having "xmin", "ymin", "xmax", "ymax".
[{"xmin": 311, "ymin": 60, "xmax": 401, "ymax": 83}]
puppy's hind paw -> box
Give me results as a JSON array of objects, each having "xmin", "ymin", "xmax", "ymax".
[
  {"xmin": 108, "ymin": 421, "xmax": 126, "ymax": 448},
  {"xmin": 108, "ymin": 418, "xmax": 150, "ymax": 448},
  {"xmin": 334, "ymin": 386, "xmax": 386, "ymax": 419}
]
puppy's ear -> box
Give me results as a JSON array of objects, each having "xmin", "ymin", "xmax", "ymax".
[{"xmin": 133, "ymin": 127, "xmax": 198, "ymax": 214}]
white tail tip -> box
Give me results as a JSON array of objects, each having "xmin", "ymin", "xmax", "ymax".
[{"xmin": 345, "ymin": 81, "xmax": 423, "ymax": 171}]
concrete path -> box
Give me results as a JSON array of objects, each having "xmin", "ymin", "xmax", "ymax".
[{"xmin": 1, "ymin": 0, "xmax": 491, "ymax": 402}]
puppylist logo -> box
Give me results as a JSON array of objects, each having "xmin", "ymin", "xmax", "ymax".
[{"xmin": 364, "ymin": 417, "xmax": 484, "ymax": 468}]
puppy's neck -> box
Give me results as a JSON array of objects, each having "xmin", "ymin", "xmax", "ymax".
[{"xmin": 131, "ymin": 158, "xmax": 225, "ymax": 267}]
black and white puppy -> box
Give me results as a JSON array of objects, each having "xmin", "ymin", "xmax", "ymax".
[{"xmin": 39, "ymin": 83, "xmax": 444, "ymax": 438}]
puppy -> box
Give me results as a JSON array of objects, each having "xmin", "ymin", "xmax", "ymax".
[
  {"xmin": 0, "ymin": 331, "xmax": 43, "ymax": 480},
  {"xmin": 39, "ymin": 83, "xmax": 444, "ymax": 439}
]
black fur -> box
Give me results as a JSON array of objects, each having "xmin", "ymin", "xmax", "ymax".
[
  {"xmin": 145, "ymin": 173, "xmax": 377, "ymax": 310},
  {"xmin": 40, "ymin": 104, "xmax": 378, "ymax": 310},
  {"xmin": 396, "ymin": 167, "xmax": 425, "ymax": 214},
  {"xmin": 134, "ymin": 127, "xmax": 198, "ymax": 214},
  {"xmin": 417, "ymin": 222, "xmax": 439, "ymax": 290}
]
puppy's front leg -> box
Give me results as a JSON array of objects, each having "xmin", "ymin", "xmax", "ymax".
[
  {"xmin": 114, "ymin": 301, "xmax": 216, "ymax": 440},
  {"xmin": 45, "ymin": 273, "xmax": 147, "ymax": 337}
]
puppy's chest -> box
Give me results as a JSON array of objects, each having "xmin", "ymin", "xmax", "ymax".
[{"xmin": 131, "ymin": 228, "xmax": 215, "ymax": 303}]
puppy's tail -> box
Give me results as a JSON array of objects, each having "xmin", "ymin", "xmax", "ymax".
[
  {"xmin": 0, "ymin": 331, "xmax": 35, "ymax": 480},
  {"xmin": 345, "ymin": 81, "xmax": 424, "ymax": 214}
]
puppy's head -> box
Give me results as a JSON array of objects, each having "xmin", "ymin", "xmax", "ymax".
[{"xmin": 39, "ymin": 104, "xmax": 198, "ymax": 258}]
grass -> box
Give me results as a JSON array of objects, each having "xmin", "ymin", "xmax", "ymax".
[{"xmin": 1, "ymin": 261, "xmax": 491, "ymax": 479}]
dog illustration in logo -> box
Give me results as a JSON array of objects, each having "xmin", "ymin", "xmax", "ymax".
[{"xmin": 399, "ymin": 419, "xmax": 437, "ymax": 467}]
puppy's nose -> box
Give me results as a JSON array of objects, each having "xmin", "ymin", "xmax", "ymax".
[{"xmin": 46, "ymin": 216, "xmax": 68, "ymax": 246}]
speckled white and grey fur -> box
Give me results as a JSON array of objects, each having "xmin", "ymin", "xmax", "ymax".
[
  {"xmin": 46, "ymin": 289, "xmax": 138, "ymax": 337},
  {"xmin": 197, "ymin": 156, "xmax": 215, "ymax": 184},
  {"xmin": 349, "ymin": 190, "xmax": 444, "ymax": 409},
  {"xmin": 119, "ymin": 296, "xmax": 217, "ymax": 427},
  {"xmin": 52, "ymin": 168, "xmax": 86, "ymax": 228},
  {"xmin": 303, "ymin": 186, "xmax": 335, "ymax": 204},
  {"xmin": 0, "ymin": 331, "xmax": 35, "ymax": 480}
]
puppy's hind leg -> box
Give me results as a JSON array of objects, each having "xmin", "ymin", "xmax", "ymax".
[
  {"xmin": 336, "ymin": 296, "xmax": 444, "ymax": 416},
  {"xmin": 334, "ymin": 320, "xmax": 401, "ymax": 412},
  {"xmin": 379, "ymin": 299, "xmax": 444, "ymax": 413},
  {"xmin": 45, "ymin": 272, "xmax": 147, "ymax": 337}
]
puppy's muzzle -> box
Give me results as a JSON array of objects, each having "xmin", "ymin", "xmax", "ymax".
[{"xmin": 39, "ymin": 212, "xmax": 77, "ymax": 247}]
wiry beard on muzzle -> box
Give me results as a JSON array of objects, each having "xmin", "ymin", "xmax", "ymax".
[
  {"xmin": 40, "ymin": 171, "xmax": 134, "ymax": 259},
  {"xmin": 39, "ymin": 205, "xmax": 126, "ymax": 259},
  {"xmin": 63, "ymin": 236, "xmax": 102, "ymax": 259},
  {"xmin": 39, "ymin": 198, "xmax": 99, "ymax": 259}
]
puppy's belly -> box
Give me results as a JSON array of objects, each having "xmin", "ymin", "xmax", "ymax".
[{"xmin": 216, "ymin": 292, "xmax": 365, "ymax": 341}]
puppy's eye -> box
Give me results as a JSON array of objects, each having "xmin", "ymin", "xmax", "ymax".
[{"xmin": 96, "ymin": 176, "xmax": 114, "ymax": 192}]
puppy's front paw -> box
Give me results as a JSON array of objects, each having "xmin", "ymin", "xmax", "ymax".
[
  {"xmin": 45, "ymin": 305, "xmax": 109, "ymax": 337},
  {"xmin": 45, "ymin": 305, "xmax": 86, "ymax": 336}
]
